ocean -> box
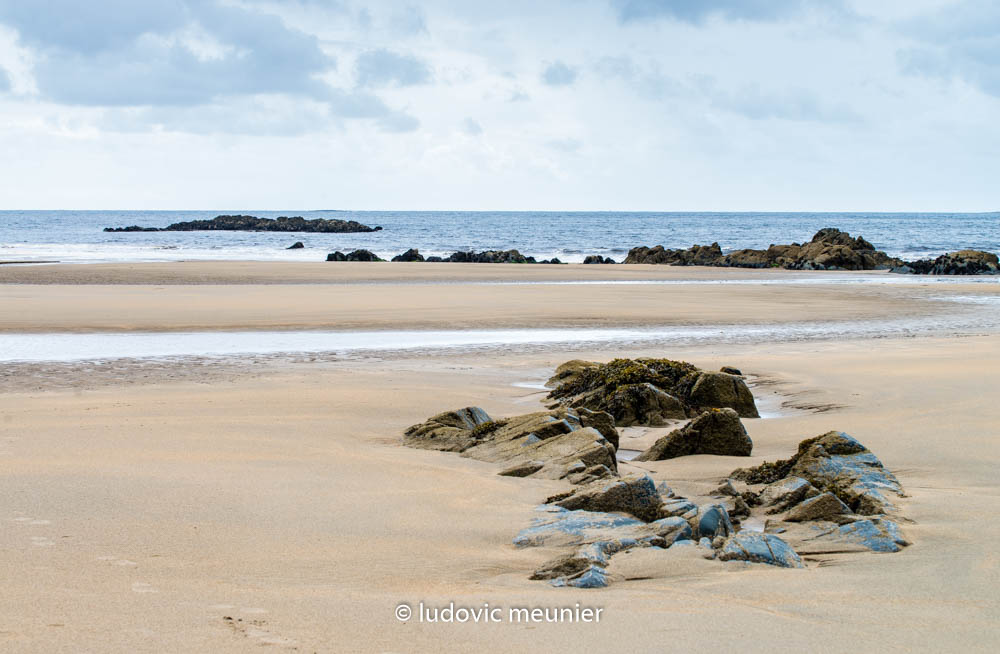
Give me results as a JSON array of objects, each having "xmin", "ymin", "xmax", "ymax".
[{"xmin": 1, "ymin": 210, "xmax": 997, "ymax": 264}]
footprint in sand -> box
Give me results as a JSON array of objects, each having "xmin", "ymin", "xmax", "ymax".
[{"xmin": 215, "ymin": 607, "xmax": 297, "ymax": 649}]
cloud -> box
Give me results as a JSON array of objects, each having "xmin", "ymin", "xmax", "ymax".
[
  {"xmin": 698, "ymin": 79, "xmax": 861, "ymax": 122},
  {"xmin": 355, "ymin": 48, "xmax": 432, "ymax": 88},
  {"xmin": 0, "ymin": 66, "xmax": 9, "ymax": 92},
  {"xmin": 389, "ymin": 6, "xmax": 428, "ymax": 36},
  {"xmin": 462, "ymin": 117, "xmax": 483, "ymax": 135},
  {"xmin": 897, "ymin": 0, "xmax": 1000, "ymax": 97},
  {"xmin": 611, "ymin": 0, "xmax": 842, "ymax": 24},
  {"xmin": 541, "ymin": 60, "xmax": 577, "ymax": 86}
]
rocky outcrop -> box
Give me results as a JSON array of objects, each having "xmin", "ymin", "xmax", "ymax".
[
  {"xmin": 391, "ymin": 248, "xmax": 425, "ymax": 262},
  {"xmin": 547, "ymin": 473, "xmax": 664, "ymax": 522},
  {"xmin": 326, "ymin": 249, "xmax": 384, "ymax": 262},
  {"xmin": 624, "ymin": 228, "xmax": 904, "ymax": 271},
  {"xmin": 286, "ymin": 241, "xmax": 304, "ymax": 249},
  {"xmin": 404, "ymin": 406, "xmax": 618, "ymax": 482},
  {"xmin": 635, "ymin": 409, "xmax": 752, "ymax": 461},
  {"xmin": 732, "ymin": 431, "xmax": 903, "ymax": 515},
  {"xmin": 546, "ymin": 357, "xmax": 759, "ymax": 426},
  {"xmin": 718, "ymin": 532, "xmax": 803, "ymax": 568},
  {"xmin": 583, "ymin": 255, "xmax": 616, "ymax": 264},
  {"xmin": 893, "ymin": 250, "xmax": 999, "ymax": 275},
  {"xmin": 105, "ymin": 215, "xmax": 381, "ymax": 233}
]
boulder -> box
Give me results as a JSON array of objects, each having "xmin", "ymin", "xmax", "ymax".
[
  {"xmin": 545, "ymin": 359, "xmax": 600, "ymax": 388},
  {"xmin": 106, "ymin": 215, "xmax": 380, "ymax": 233},
  {"xmin": 286, "ymin": 241, "xmax": 304, "ymax": 249},
  {"xmin": 899, "ymin": 250, "xmax": 999, "ymax": 275},
  {"xmin": 687, "ymin": 372, "xmax": 760, "ymax": 417},
  {"xmin": 731, "ymin": 431, "xmax": 904, "ymax": 515},
  {"xmin": 583, "ymin": 255, "xmax": 616, "ymax": 264},
  {"xmin": 326, "ymin": 249, "xmax": 385, "ymax": 262},
  {"xmin": 391, "ymin": 248, "xmax": 425, "ymax": 262},
  {"xmin": 405, "ymin": 407, "xmax": 618, "ymax": 481},
  {"xmin": 548, "ymin": 473, "xmax": 664, "ymax": 522},
  {"xmin": 693, "ymin": 504, "xmax": 734, "ymax": 540},
  {"xmin": 758, "ymin": 476, "xmax": 820, "ymax": 513},
  {"xmin": 720, "ymin": 366, "xmax": 742, "ymax": 376},
  {"xmin": 548, "ymin": 357, "xmax": 742, "ymax": 426},
  {"xmin": 785, "ymin": 492, "xmax": 854, "ymax": 523},
  {"xmin": 718, "ymin": 533, "xmax": 804, "ymax": 568},
  {"xmin": 402, "ymin": 407, "xmax": 494, "ymax": 452},
  {"xmin": 634, "ymin": 409, "xmax": 752, "ymax": 460}
]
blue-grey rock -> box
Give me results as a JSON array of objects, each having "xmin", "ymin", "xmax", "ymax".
[
  {"xmin": 661, "ymin": 498, "xmax": 698, "ymax": 520},
  {"xmin": 695, "ymin": 504, "xmax": 734, "ymax": 540},
  {"xmin": 786, "ymin": 492, "xmax": 854, "ymax": 523},
  {"xmin": 818, "ymin": 518, "xmax": 909, "ymax": 553},
  {"xmin": 719, "ymin": 532, "xmax": 804, "ymax": 568},
  {"xmin": 759, "ymin": 476, "xmax": 819, "ymax": 512},
  {"xmin": 789, "ymin": 432, "xmax": 904, "ymax": 514}
]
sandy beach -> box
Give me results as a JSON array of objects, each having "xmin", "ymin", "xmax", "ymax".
[{"xmin": 1, "ymin": 263, "xmax": 999, "ymax": 652}]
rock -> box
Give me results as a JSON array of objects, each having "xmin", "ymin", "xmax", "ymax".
[
  {"xmin": 405, "ymin": 406, "xmax": 618, "ymax": 481},
  {"xmin": 545, "ymin": 359, "xmax": 600, "ymax": 388},
  {"xmin": 720, "ymin": 366, "xmax": 742, "ymax": 376},
  {"xmin": 391, "ymin": 248, "xmax": 425, "ymax": 262},
  {"xmin": 425, "ymin": 256, "xmax": 443, "ymax": 262},
  {"xmin": 900, "ymin": 250, "xmax": 999, "ymax": 275},
  {"xmin": 514, "ymin": 507, "xmax": 692, "ymax": 549},
  {"xmin": 622, "ymin": 228, "xmax": 904, "ymax": 272},
  {"xmin": 758, "ymin": 476, "xmax": 820, "ymax": 513},
  {"xmin": 634, "ymin": 409, "xmax": 752, "ymax": 461},
  {"xmin": 574, "ymin": 408, "xmax": 619, "ymax": 450},
  {"xmin": 106, "ymin": 215, "xmax": 380, "ymax": 233},
  {"xmin": 402, "ymin": 407, "xmax": 494, "ymax": 452},
  {"xmin": 714, "ymin": 479, "xmax": 740, "ymax": 497},
  {"xmin": 583, "ymin": 255, "xmax": 616, "ymax": 264},
  {"xmin": 687, "ymin": 372, "xmax": 760, "ymax": 417},
  {"xmin": 726, "ymin": 495, "xmax": 751, "ymax": 518},
  {"xmin": 660, "ymin": 498, "xmax": 698, "ymax": 520},
  {"xmin": 548, "ymin": 473, "xmax": 664, "ymax": 522},
  {"xmin": 785, "ymin": 492, "xmax": 854, "ymax": 523},
  {"xmin": 446, "ymin": 249, "xmax": 536, "ymax": 264},
  {"xmin": 498, "ymin": 460, "xmax": 545, "ymax": 477},
  {"xmin": 822, "ymin": 518, "xmax": 908, "ymax": 552},
  {"xmin": 732, "ymin": 431, "xmax": 904, "ymax": 515},
  {"xmin": 286, "ymin": 241, "xmax": 304, "ymax": 249},
  {"xmin": 693, "ymin": 504, "xmax": 734, "ymax": 540},
  {"xmin": 326, "ymin": 249, "xmax": 385, "ymax": 262},
  {"xmin": 718, "ymin": 533, "xmax": 804, "ymax": 568},
  {"xmin": 601, "ymin": 382, "xmax": 688, "ymax": 427}
]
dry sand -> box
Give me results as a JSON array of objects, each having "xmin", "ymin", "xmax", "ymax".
[{"xmin": 1, "ymin": 263, "xmax": 998, "ymax": 652}]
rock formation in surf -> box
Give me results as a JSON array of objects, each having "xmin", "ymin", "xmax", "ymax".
[{"xmin": 105, "ymin": 215, "xmax": 381, "ymax": 233}]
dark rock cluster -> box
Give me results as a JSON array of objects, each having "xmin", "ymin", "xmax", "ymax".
[
  {"xmin": 403, "ymin": 358, "xmax": 910, "ymax": 588},
  {"xmin": 105, "ymin": 215, "xmax": 381, "ymax": 233},
  {"xmin": 326, "ymin": 249, "xmax": 383, "ymax": 262},
  {"xmin": 893, "ymin": 250, "xmax": 999, "ymax": 275},
  {"xmin": 624, "ymin": 228, "xmax": 903, "ymax": 271},
  {"xmin": 545, "ymin": 357, "xmax": 759, "ymax": 427}
]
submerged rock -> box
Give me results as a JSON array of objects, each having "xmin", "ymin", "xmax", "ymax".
[
  {"xmin": 635, "ymin": 409, "xmax": 752, "ymax": 461},
  {"xmin": 718, "ymin": 532, "xmax": 804, "ymax": 568},
  {"xmin": 286, "ymin": 241, "xmax": 304, "ymax": 249}
]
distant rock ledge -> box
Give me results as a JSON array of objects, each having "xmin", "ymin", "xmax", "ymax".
[{"xmin": 104, "ymin": 215, "xmax": 382, "ymax": 233}]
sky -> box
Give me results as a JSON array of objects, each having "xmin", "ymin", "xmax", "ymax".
[{"xmin": 0, "ymin": 0, "xmax": 997, "ymax": 211}]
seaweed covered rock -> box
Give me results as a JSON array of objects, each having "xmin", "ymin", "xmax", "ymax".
[
  {"xmin": 732, "ymin": 431, "xmax": 904, "ymax": 515},
  {"xmin": 634, "ymin": 409, "xmax": 752, "ymax": 461},
  {"xmin": 895, "ymin": 250, "xmax": 999, "ymax": 275},
  {"xmin": 547, "ymin": 473, "xmax": 664, "ymax": 522},
  {"xmin": 391, "ymin": 248, "xmax": 425, "ymax": 262},
  {"xmin": 546, "ymin": 358, "xmax": 759, "ymax": 425},
  {"xmin": 688, "ymin": 372, "xmax": 760, "ymax": 418},
  {"xmin": 623, "ymin": 228, "xmax": 904, "ymax": 272},
  {"xmin": 326, "ymin": 249, "xmax": 384, "ymax": 262},
  {"xmin": 403, "ymin": 407, "xmax": 618, "ymax": 482}
]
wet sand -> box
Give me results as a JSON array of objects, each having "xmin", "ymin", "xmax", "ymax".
[{"xmin": 1, "ymin": 263, "xmax": 998, "ymax": 652}]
